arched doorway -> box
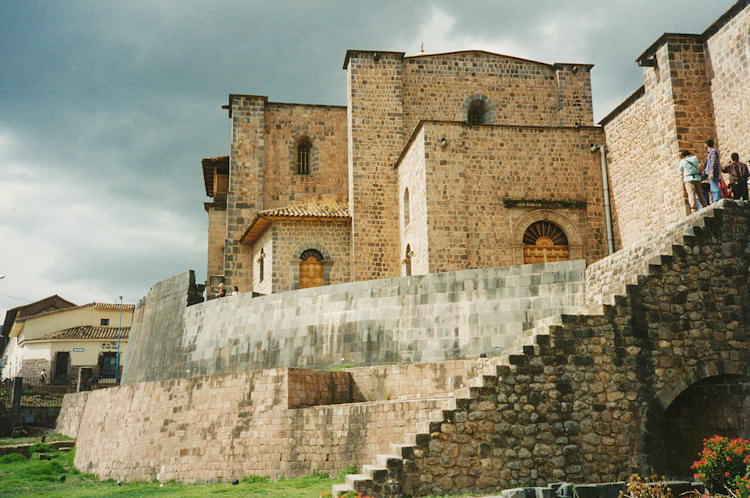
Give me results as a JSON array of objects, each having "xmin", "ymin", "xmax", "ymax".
[
  {"xmin": 649, "ymin": 374, "xmax": 750, "ymax": 479},
  {"xmin": 299, "ymin": 249, "xmax": 324, "ymax": 289},
  {"xmin": 522, "ymin": 221, "xmax": 570, "ymax": 264}
]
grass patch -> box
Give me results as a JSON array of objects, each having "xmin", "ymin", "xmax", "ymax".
[
  {"xmin": 0, "ymin": 446, "xmax": 345, "ymax": 497},
  {"xmin": 0, "ymin": 433, "xmax": 72, "ymax": 447}
]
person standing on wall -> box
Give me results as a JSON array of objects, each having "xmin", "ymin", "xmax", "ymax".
[
  {"xmin": 679, "ymin": 150, "xmax": 704, "ymax": 212},
  {"xmin": 215, "ymin": 282, "xmax": 226, "ymax": 298},
  {"xmin": 704, "ymin": 139, "xmax": 721, "ymax": 203},
  {"xmin": 722, "ymin": 153, "xmax": 749, "ymax": 200}
]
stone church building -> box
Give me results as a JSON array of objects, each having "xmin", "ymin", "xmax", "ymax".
[
  {"xmin": 203, "ymin": 0, "xmax": 749, "ymax": 296},
  {"xmin": 203, "ymin": 50, "xmax": 608, "ymax": 295}
]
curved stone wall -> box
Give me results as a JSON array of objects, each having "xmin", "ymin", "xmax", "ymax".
[{"xmin": 123, "ymin": 260, "xmax": 586, "ymax": 384}]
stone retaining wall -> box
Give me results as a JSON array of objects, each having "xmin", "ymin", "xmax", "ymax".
[
  {"xmin": 123, "ymin": 260, "xmax": 585, "ymax": 384},
  {"xmin": 67, "ymin": 367, "xmax": 461, "ymax": 481}
]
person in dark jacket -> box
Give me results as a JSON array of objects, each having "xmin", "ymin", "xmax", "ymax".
[{"xmin": 722, "ymin": 153, "xmax": 749, "ymax": 200}]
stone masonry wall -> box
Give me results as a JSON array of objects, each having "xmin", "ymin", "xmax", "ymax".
[
  {"xmin": 251, "ymin": 225, "xmax": 273, "ymax": 295},
  {"xmin": 225, "ymin": 95, "xmax": 266, "ymax": 292},
  {"xmin": 707, "ymin": 3, "xmax": 750, "ymax": 161},
  {"xmin": 603, "ymin": 3, "xmax": 750, "ymax": 250},
  {"xmin": 603, "ymin": 41, "xmax": 701, "ymax": 249},
  {"xmin": 56, "ymin": 390, "xmax": 88, "ymax": 438},
  {"xmin": 205, "ymin": 202, "xmax": 226, "ymax": 281},
  {"xmin": 263, "ymin": 103, "xmax": 348, "ymax": 208},
  {"xmin": 398, "ymin": 126, "xmax": 429, "ymax": 276},
  {"xmin": 347, "ymin": 51, "xmax": 404, "ymax": 281},
  {"xmin": 122, "ymin": 260, "xmax": 585, "ymax": 384},
  {"xmin": 69, "ymin": 368, "xmax": 457, "ymax": 481},
  {"xmin": 65, "ymin": 201, "xmax": 749, "ymax": 492},
  {"xmin": 345, "ymin": 200, "xmax": 749, "ymax": 497},
  {"xmin": 599, "ymin": 89, "xmax": 648, "ymax": 250},
  {"xmin": 402, "ymin": 122, "xmax": 606, "ymax": 273},
  {"xmin": 667, "ymin": 35, "xmax": 715, "ymax": 156},
  {"xmin": 401, "ymin": 52, "xmax": 594, "ymax": 136},
  {"xmin": 121, "ymin": 271, "xmax": 197, "ymax": 385},
  {"xmin": 269, "ymin": 219, "xmax": 351, "ymax": 292},
  {"xmin": 583, "ymin": 204, "xmax": 719, "ymax": 305}
]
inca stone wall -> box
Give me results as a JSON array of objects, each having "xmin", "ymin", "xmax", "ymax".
[
  {"xmin": 121, "ymin": 259, "xmax": 585, "ymax": 384},
  {"xmin": 61, "ymin": 200, "xmax": 750, "ymax": 492},
  {"xmin": 65, "ymin": 364, "xmax": 485, "ymax": 481},
  {"xmin": 397, "ymin": 121, "xmax": 606, "ymax": 275},
  {"xmin": 56, "ymin": 390, "xmax": 88, "ymax": 438},
  {"xmin": 342, "ymin": 199, "xmax": 749, "ymax": 497}
]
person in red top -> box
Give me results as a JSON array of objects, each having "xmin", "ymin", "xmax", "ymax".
[{"xmin": 721, "ymin": 153, "xmax": 749, "ymax": 200}]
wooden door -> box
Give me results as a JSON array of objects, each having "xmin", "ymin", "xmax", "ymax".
[
  {"xmin": 54, "ymin": 351, "xmax": 70, "ymax": 380},
  {"xmin": 299, "ymin": 256, "xmax": 324, "ymax": 289}
]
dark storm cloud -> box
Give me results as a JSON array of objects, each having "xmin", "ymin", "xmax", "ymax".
[{"xmin": 0, "ymin": 0, "xmax": 736, "ymax": 315}]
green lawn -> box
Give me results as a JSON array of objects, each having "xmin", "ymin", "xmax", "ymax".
[{"xmin": 0, "ymin": 445, "xmax": 344, "ymax": 497}]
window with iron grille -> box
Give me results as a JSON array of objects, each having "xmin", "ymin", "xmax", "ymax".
[{"xmin": 297, "ymin": 139, "xmax": 311, "ymax": 175}]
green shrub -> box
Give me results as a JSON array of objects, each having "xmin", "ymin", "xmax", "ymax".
[
  {"xmin": 338, "ymin": 464, "xmax": 358, "ymax": 478},
  {"xmin": 19, "ymin": 459, "xmax": 66, "ymax": 481},
  {"xmin": 692, "ymin": 435, "xmax": 750, "ymax": 495},
  {"xmin": 241, "ymin": 475, "xmax": 270, "ymax": 483},
  {"xmin": 0, "ymin": 453, "xmax": 27, "ymax": 464},
  {"xmin": 28, "ymin": 443, "xmax": 54, "ymax": 454}
]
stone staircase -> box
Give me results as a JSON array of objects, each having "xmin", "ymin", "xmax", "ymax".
[{"xmin": 332, "ymin": 199, "xmax": 747, "ymax": 497}]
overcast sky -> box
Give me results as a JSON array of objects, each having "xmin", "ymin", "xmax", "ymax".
[{"xmin": 0, "ymin": 0, "xmax": 736, "ymax": 316}]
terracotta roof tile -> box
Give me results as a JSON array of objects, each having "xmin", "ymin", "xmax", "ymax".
[
  {"xmin": 240, "ymin": 201, "xmax": 351, "ymax": 245},
  {"xmin": 257, "ymin": 203, "xmax": 350, "ymax": 219},
  {"xmin": 93, "ymin": 302, "xmax": 136, "ymax": 311},
  {"xmin": 30, "ymin": 326, "xmax": 130, "ymax": 342}
]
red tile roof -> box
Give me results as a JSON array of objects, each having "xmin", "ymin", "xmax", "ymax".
[
  {"xmin": 93, "ymin": 302, "xmax": 136, "ymax": 311},
  {"xmin": 28, "ymin": 326, "xmax": 130, "ymax": 342},
  {"xmin": 240, "ymin": 202, "xmax": 351, "ymax": 244}
]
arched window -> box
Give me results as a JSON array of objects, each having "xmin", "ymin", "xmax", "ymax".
[
  {"xmin": 297, "ymin": 138, "xmax": 311, "ymax": 175},
  {"xmin": 467, "ymin": 99, "xmax": 488, "ymax": 125},
  {"xmin": 299, "ymin": 249, "xmax": 324, "ymax": 288},
  {"xmin": 404, "ymin": 244, "xmax": 413, "ymax": 276},
  {"xmin": 522, "ymin": 221, "xmax": 570, "ymax": 264},
  {"xmin": 403, "ymin": 188, "xmax": 410, "ymax": 226}
]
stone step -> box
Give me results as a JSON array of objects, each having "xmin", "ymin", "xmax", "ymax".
[
  {"xmin": 345, "ymin": 473, "xmax": 373, "ymax": 490},
  {"xmin": 404, "ymin": 432, "xmax": 430, "ymax": 447},
  {"xmin": 389, "ymin": 443, "xmax": 414, "ymax": 459},
  {"xmin": 376, "ymin": 453, "xmax": 404, "ymax": 469},
  {"xmin": 361, "ymin": 464, "xmax": 387, "ymax": 482}
]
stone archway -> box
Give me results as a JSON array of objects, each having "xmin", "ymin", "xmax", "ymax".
[{"xmin": 640, "ymin": 361, "xmax": 750, "ymax": 478}]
